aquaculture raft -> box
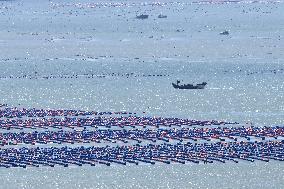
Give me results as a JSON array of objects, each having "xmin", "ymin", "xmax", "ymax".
[
  {"xmin": 0, "ymin": 126, "xmax": 283, "ymax": 146},
  {"xmin": 0, "ymin": 106, "xmax": 283, "ymax": 168},
  {"xmin": 0, "ymin": 141, "xmax": 283, "ymax": 168}
]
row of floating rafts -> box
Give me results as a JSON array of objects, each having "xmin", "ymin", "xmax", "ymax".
[
  {"xmin": 0, "ymin": 141, "xmax": 283, "ymax": 168},
  {"xmin": 0, "ymin": 107, "xmax": 137, "ymax": 118},
  {"xmin": 0, "ymin": 116, "xmax": 237, "ymax": 130},
  {"xmin": 0, "ymin": 72, "xmax": 171, "ymax": 80},
  {"xmin": 0, "ymin": 126, "xmax": 283, "ymax": 146}
]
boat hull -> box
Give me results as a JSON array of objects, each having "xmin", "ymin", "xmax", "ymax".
[{"xmin": 172, "ymin": 83, "xmax": 207, "ymax": 89}]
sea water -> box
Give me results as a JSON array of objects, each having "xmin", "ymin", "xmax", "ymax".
[{"xmin": 0, "ymin": 0, "xmax": 283, "ymax": 188}]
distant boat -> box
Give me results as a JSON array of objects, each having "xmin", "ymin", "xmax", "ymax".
[
  {"xmin": 172, "ymin": 80, "xmax": 207, "ymax": 89},
  {"xmin": 220, "ymin": 30, "xmax": 229, "ymax": 35},
  {"xmin": 158, "ymin": 14, "xmax": 167, "ymax": 18},
  {"xmin": 136, "ymin": 14, "xmax": 149, "ymax": 19}
]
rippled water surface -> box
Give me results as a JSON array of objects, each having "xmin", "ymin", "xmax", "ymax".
[
  {"xmin": 0, "ymin": 162, "xmax": 284, "ymax": 189},
  {"xmin": 0, "ymin": 0, "xmax": 284, "ymax": 188}
]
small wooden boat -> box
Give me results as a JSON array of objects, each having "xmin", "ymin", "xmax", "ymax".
[
  {"xmin": 158, "ymin": 14, "xmax": 167, "ymax": 18},
  {"xmin": 172, "ymin": 80, "xmax": 207, "ymax": 89},
  {"xmin": 220, "ymin": 30, "xmax": 229, "ymax": 35},
  {"xmin": 136, "ymin": 14, "xmax": 149, "ymax": 19}
]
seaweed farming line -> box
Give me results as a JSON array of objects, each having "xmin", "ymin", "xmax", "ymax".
[
  {"xmin": 193, "ymin": 0, "xmax": 283, "ymax": 5},
  {"xmin": 0, "ymin": 141, "xmax": 283, "ymax": 168},
  {"xmin": 0, "ymin": 107, "xmax": 138, "ymax": 118},
  {"xmin": 0, "ymin": 73, "xmax": 171, "ymax": 80},
  {"xmin": 0, "ymin": 126, "xmax": 283, "ymax": 146},
  {"xmin": 0, "ymin": 116, "xmax": 237, "ymax": 130},
  {"xmin": 49, "ymin": 0, "xmax": 282, "ymax": 10},
  {"xmin": 50, "ymin": 1, "xmax": 185, "ymax": 9},
  {"xmin": 223, "ymin": 68, "xmax": 284, "ymax": 76}
]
